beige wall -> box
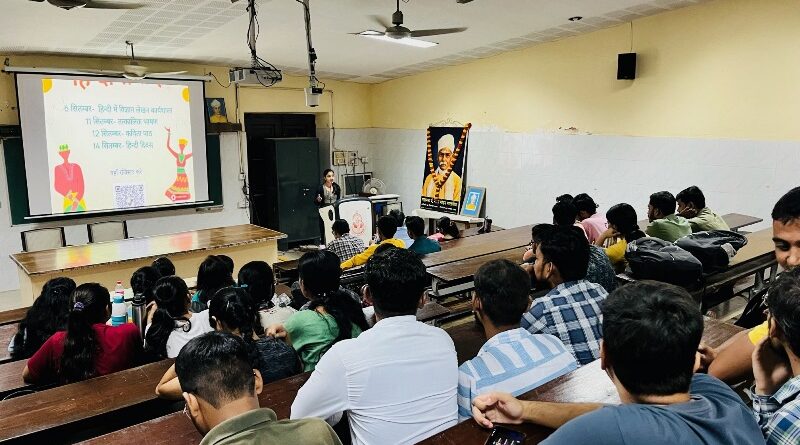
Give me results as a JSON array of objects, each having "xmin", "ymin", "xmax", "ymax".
[
  {"xmin": 370, "ymin": 0, "xmax": 800, "ymax": 140},
  {"xmin": 0, "ymin": 54, "xmax": 372, "ymax": 128}
]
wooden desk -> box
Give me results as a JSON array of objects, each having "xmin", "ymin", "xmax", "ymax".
[
  {"xmin": 423, "ymin": 225, "xmax": 533, "ymax": 269},
  {"xmin": 419, "ymin": 318, "xmax": 743, "ymax": 444},
  {"xmin": 0, "ymin": 359, "xmax": 174, "ymax": 443},
  {"xmin": 80, "ymin": 319, "xmax": 742, "ymax": 445},
  {"xmin": 9, "ymin": 225, "xmax": 286, "ymax": 305},
  {"xmin": 0, "ymin": 308, "xmax": 27, "ymax": 327},
  {"xmin": 79, "ymin": 372, "xmax": 313, "ymax": 445},
  {"xmin": 0, "ymin": 324, "xmax": 17, "ymax": 364},
  {"xmin": 0, "ymin": 360, "xmax": 29, "ymax": 399}
]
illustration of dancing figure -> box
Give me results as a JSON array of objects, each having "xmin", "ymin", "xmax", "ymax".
[
  {"xmin": 53, "ymin": 143, "xmax": 87, "ymax": 212},
  {"xmin": 164, "ymin": 127, "xmax": 193, "ymax": 202}
]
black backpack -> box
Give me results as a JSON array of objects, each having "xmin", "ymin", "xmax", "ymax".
[
  {"xmin": 675, "ymin": 230, "xmax": 748, "ymax": 273},
  {"xmin": 625, "ymin": 238, "xmax": 703, "ymax": 286}
]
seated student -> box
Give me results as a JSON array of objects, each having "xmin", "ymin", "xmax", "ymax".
[
  {"xmin": 552, "ymin": 200, "xmax": 587, "ymax": 238},
  {"xmin": 676, "ymin": 186, "xmax": 730, "ymax": 232},
  {"xmin": 750, "ymin": 268, "xmax": 800, "ymax": 445},
  {"xmin": 525, "ymin": 224, "xmax": 616, "ymax": 293},
  {"xmin": 291, "ymin": 248, "xmax": 458, "ymax": 445},
  {"xmin": 176, "ymin": 332, "xmax": 342, "ymax": 445},
  {"xmin": 151, "ymin": 256, "xmax": 176, "ymax": 278},
  {"xmin": 191, "ymin": 255, "xmax": 236, "ymax": 312},
  {"xmin": 594, "ymin": 203, "xmax": 647, "ymax": 272},
  {"xmin": 390, "ymin": 209, "xmax": 414, "ymax": 247},
  {"xmin": 646, "ymin": 191, "xmax": 692, "ymax": 242},
  {"xmin": 238, "ymin": 261, "xmax": 296, "ymax": 329},
  {"xmin": 325, "ymin": 219, "xmax": 366, "ymax": 263},
  {"xmin": 23, "ymin": 283, "xmax": 143, "ymax": 384},
  {"xmin": 131, "ymin": 266, "xmax": 161, "ymax": 305},
  {"xmin": 457, "ymin": 260, "xmax": 577, "ymax": 421},
  {"xmin": 705, "ymin": 187, "xmax": 800, "ymax": 383},
  {"xmin": 573, "ymin": 193, "xmax": 608, "ymax": 244},
  {"xmin": 521, "ymin": 226, "xmax": 608, "ymax": 366},
  {"xmin": 145, "ymin": 276, "xmax": 214, "ymax": 359},
  {"xmin": 429, "ymin": 216, "xmax": 460, "ymax": 242},
  {"xmin": 268, "ymin": 251, "xmax": 368, "ymax": 371},
  {"xmin": 406, "ymin": 215, "xmax": 441, "ymax": 256},
  {"xmin": 10, "ymin": 277, "xmax": 75, "ymax": 360},
  {"xmin": 341, "ymin": 215, "xmax": 405, "ymax": 270},
  {"xmin": 472, "ymin": 281, "xmax": 765, "ymax": 445},
  {"xmin": 156, "ymin": 287, "xmax": 301, "ymax": 399}
]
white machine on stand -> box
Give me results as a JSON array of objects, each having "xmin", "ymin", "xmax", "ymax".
[{"xmin": 318, "ymin": 194, "xmax": 402, "ymax": 245}]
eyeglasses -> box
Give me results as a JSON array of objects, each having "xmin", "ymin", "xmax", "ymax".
[{"xmin": 183, "ymin": 403, "xmax": 190, "ymax": 419}]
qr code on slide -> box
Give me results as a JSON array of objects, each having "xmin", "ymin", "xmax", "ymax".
[{"xmin": 114, "ymin": 184, "xmax": 146, "ymax": 209}]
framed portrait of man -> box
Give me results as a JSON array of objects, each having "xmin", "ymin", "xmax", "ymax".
[
  {"xmin": 460, "ymin": 186, "xmax": 485, "ymax": 218},
  {"xmin": 420, "ymin": 124, "xmax": 470, "ymax": 214},
  {"xmin": 205, "ymin": 98, "xmax": 229, "ymax": 124}
]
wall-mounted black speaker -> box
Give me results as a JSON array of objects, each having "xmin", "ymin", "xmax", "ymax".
[{"xmin": 617, "ymin": 53, "xmax": 637, "ymax": 80}]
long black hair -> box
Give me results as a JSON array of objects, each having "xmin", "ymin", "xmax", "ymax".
[
  {"xmin": 12, "ymin": 277, "xmax": 76, "ymax": 360},
  {"xmin": 436, "ymin": 217, "xmax": 460, "ymax": 239},
  {"xmin": 606, "ymin": 203, "xmax": 646, "ymax": 243},
  {"xmin": 145, "ymin": 276, "xmax": 191, "ymax": 359},
  {"xmin": 237, "ymin": 261, "xmax": 275, "ymax": 310},
  {"xmin": 209, "ymin": 287, "xmax": 263, "ymax": 343},
  {"xmin": 299, "ymin": 251, "xmax": 369, "ymax": 343},
  {"xmin": 131, "ymin": 266, "xmax": 161, "ymax": 305},
  {"xmin": 196, "ymin": 256, "xmax": 235, "ymax": 306},
  {"xmin": 60, "ymin": 283, "xmax": 111, "ymax": 383}
]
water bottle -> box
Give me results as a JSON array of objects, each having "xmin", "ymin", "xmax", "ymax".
[
  {"xmin": 131, "ymin": 292, "xmax": 146, "ymax": 337},
  {"xmin": 111, "ymin": 281, "xmax": 127, "ymax": 326}
]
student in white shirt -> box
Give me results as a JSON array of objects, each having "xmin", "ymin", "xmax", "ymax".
[
  {"xmin": 290, "ymin": 248, "xmax": 458, "ymax": 445},
  {"xmin": 145, "ymin": 276, "xmax": 213, "ymax": 359}
]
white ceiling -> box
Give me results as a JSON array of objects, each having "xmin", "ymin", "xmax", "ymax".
[{"xmin": 1, "ymin": 0, "xmax": 708, "ymax": 83}]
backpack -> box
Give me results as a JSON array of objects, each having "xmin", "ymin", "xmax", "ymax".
[
  {"xmin": 625, "ymin": 238, "xmax": 703, "ymax": 286},
  {"xmin": 675, "ymin": 230, "xmax": 748, "ymax": 273}
]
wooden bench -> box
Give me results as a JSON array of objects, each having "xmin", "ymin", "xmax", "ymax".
[
  {"xmin": 0, "ymin": 360, "xmax": 29, "ymax": 400},
  {"xmin": 0, "ymin": 359, "xmax": 174, "ymax": 444},
  {"xmin": 0, "ymin": 324, "xmax": 17, "ymax": 364},
  {"xmin": 0, "ymin": 308, "xmax": 27, "ymax": 327},
  {"xmin": 75, "ymin": 318, "xmax": 740, "ymax": 445},
  {"xmin": 422, "ymin": 225, "xmax": 533, "ymax": 269}
]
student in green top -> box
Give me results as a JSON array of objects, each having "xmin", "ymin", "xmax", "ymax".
[
  {"xmin": 267, "ymin": 250, "xmax": 368, "ymax": 371},
  {"xmin": 676, "ymin": 186, "xmax": 730, "ymax": 232},
  {"xmin": 645, "ymin": 191, "xmax": 692, "ymax": 243}
]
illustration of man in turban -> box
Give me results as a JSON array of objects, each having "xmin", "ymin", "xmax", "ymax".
[
  {"xmin": 422, "ymin": 134, "xmax": 462, "ymax": 201},
  {"xmin": 53, "ymin": 144, "xmax": 87, "ymax": 213},
  {"xmin": 208, "ymin": 99, "xmax": 228, "ymax": 123}
]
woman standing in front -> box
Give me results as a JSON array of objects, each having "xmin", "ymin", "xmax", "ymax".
[{"xmin": 315, "ymin": 169, "xmax": 341, "ymax": 242}]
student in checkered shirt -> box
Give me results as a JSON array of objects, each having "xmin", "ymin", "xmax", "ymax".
[
  {"xmin": 751, "ymin": 266, "xmax": 800, "ymax": 445},
  {"xmin": 325, "ymin": 219, "xmax": 366, "ymax": 263},
  {"xmin": 521, "ymin": 226, "xmax": 607, "ymax": 366}
]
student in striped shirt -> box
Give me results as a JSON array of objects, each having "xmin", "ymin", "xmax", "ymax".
[{"xmin": 457, "ymin": 260, "xmax": 577, "ymax": 421}]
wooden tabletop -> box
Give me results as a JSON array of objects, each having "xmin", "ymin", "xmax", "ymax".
[
  {"xmin": 78, "ymin": 318, "xmax": 742, "ymax": 445},
  {"xmin": 0, "ymin": 308, "xmax": 28, "ymax": 327},
  {"xmin": 428, "ymin": 248, "xmax": 525, "ymax": 283},
  {"xmin": 729, "ymin": 228, "xmax": 775, "ymax": 266},
  {"xmin": 423, "ymin": 225, "xmax": 533, "ymax": 269},
  {"xmin": 0, "ymin": 360, "xmax": 28, "ymax": 399},
  {"xmin": 0, "ymin": 324, "xmax": 17, "ymax": 363},
  {"xmin": 0, "ymin": 359, "xmax": 173, "ymax": 442},
  {"xmin": 9, "ymin": 225, "xmax": 287, "ymax": 276}
]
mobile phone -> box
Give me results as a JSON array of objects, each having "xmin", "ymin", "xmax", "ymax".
[{"xmin": 484, "ymin": 426, "xmax": 526, "ymax": 445}]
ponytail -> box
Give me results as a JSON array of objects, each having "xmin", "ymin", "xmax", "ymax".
[
  {"xmin": 60, "ymin": 283, "xmax": 110, "ymax": 383},
  {"xmin": 237, "ymin": 261, "xmax": 275, "ymax": 311},
  {"xmin": 145, "ymin": 276, "xmax": 190, "ymax": 359},
  {"xmin": 311, "ymin": 289, "xmax": 369, "ymax": 343},
  {"xmin": 12, "ymin": 277, "xmax": 75, "ymax": 360},
  {"xmin": 299, "ymin": 251, "xmax": 369, "ymax": 345},
  {"xmin": 209, "ymin": 287, "xmax": 263, "ymax": 366}
]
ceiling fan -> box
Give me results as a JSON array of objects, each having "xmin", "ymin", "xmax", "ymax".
[
  {"xmin": 29, "ymin": 0, "xmax": 144, "ymax": 10},
  {"xmin": 81, "ymin": 42, "xmax": 187, "ymax": 80},
  {"xmin": 365, "ymin": 0, "xmax": 467, "ymax": 41}
]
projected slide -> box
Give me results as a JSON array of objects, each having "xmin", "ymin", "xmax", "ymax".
[{"xmin": 40, "ymin": 78, "xmax": 194, "ymax": 214}]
